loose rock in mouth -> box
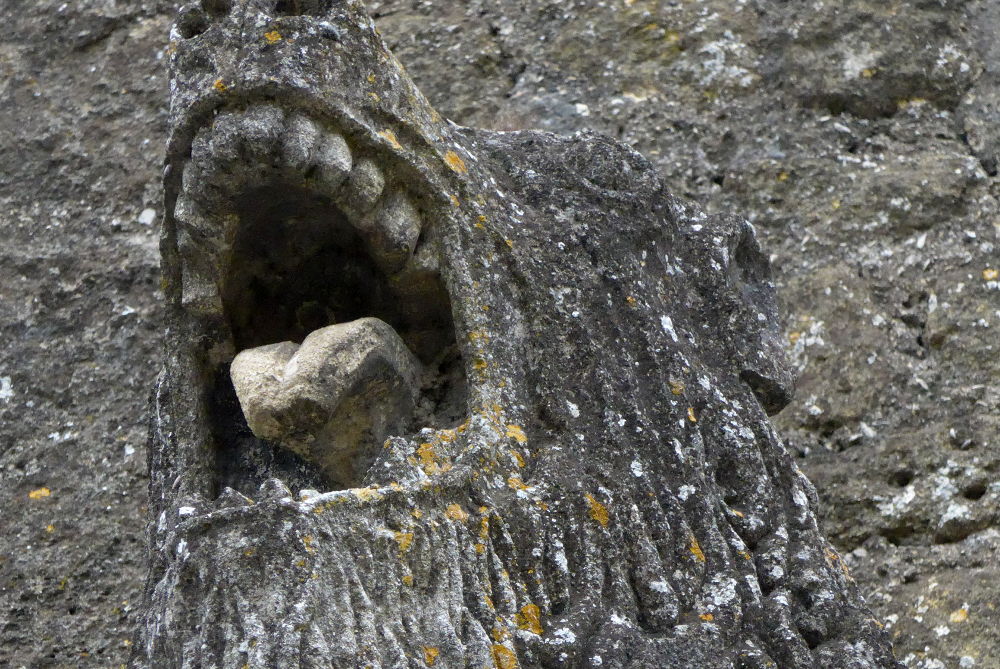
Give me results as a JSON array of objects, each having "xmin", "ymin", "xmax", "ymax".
[{"xmin": 230, "ymin": 317, "xmax": 421, "ymax": 488}]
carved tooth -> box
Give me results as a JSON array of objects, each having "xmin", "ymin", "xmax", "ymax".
[
  {"xmin": 235, "ymin": 104, "xmax": 286, "ymax": 169},
  {"xmin": 177, "ymin": 228, "xmax": 224, "ymax": 317},
  {"xmin": 185, "ymin": 120, "xmax": 242, "ymax": 200},
  {"xmin": 180, "ymin": 154, "xmax": 232, "ymax": 212},
  {"xmin": 340, "ymin": 157, "xmax": 385, "ymax": 215},
  {"xmin": 313, "ymin": 132, "xmax": 352, "ymax": 192},
  {"xmin": 204, "ymin": 110, "xmax": 244, "ymax": 166},
  {"xmin": 214, "ymin": 487, "xmax": 254, "ymax": 509},
  {"xmin": 257, "ymin": 477, "xmax": 293, "ymax": 500},
  {"xmin": 281, "ymin": 113, "xmax": 320, "ymax": 175},
  {"xmin": 361, "ymin": 190, "xmax": 421, "ymax": 275}
]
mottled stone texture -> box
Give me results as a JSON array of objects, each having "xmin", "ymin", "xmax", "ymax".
[
  {"xmin": 129, "ymin": 1, "xmax": 897, "ymax": 666},
  {"xmin": 6, "ymin": 0, "xmax": 1000, "ymax": 667}
]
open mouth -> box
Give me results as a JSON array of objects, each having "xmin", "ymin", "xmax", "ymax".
[{"xmin": 172, "ymin": 101, "xmax": 467, "ymax": 493}]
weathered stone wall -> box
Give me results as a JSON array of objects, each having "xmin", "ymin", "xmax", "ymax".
[{"xmin": 2, "ymin": 0, "xmax": 998, "ymax": 667}]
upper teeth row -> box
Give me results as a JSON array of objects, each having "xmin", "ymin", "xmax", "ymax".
[{"xmin": 175, "ymin": 103, "xmax": 424, "ymax": 293}]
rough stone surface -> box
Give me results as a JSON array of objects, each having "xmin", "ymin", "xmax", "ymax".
[{"xmin": 1, "ymin": 0, "xmax": 999, "ymax": 667}]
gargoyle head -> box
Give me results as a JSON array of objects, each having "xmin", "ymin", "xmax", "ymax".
[{"xmin": 135, "ymin": 2, "xmax": 894, "ymax": 667}]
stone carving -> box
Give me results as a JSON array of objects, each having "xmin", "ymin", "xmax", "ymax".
[{"xmin": 131, "ymin": 0, "xmax": 900, "ymax": 666}]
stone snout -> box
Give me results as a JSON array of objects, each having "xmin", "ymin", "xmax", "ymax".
[{"xmin": 230, "ymin": 317, "xmax": 420, "ymax": 487}]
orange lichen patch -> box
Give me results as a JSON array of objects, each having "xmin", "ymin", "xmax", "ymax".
[
  {"xmin": 861, "ymin": 67, "xmax": 876, "ymax": 78},
  {"xmin": 669, "ymin": 380, "xmax": 685, "ymax": 395},
  {"xmin": 302, "ymin": 535, "xmax": 315, "ymax": 552},
  {"xmin": 787, "ymin": 331, "xmax": 802, "ymax": 344},
  {"xmin": 950, "ymin": 608, "xmax": 969, "ymax": 623},
  {"xmin": 444, "ymin": 150, "xmax": 468, "ymax": 174},
  {"xmin": 515, "ymin": 603, "xmax": 543, "ymax": 635},
  {"xmin": 512, "ymin": 451, "xmax": 526, "ymax": 468},
  {"xmin": 983, "ymin": 268, "xmax": 999, "ymax": 281},
  {"xmin": 585, "ymin": 493, "xmax": 609, "ymax": 527},
  {"xmin": 295, "ymin": 558, "xmax": 307, "ymax": 568},
  {"xmin": 450, "ymin": 194, "xmax": 461, "ymax": 208},
  {"xmin": 491, "ymin": 644, "xmax": 518, "ymax": 669},
  {"xmin": 402, "ymin": 573, "xmax": 414, "ymax": 586},
  {"xmin": 491, "ymin": 626, "xmax": 508, "ymax": 642},
  {"xmin": 367, "ymin": 73, "xmax": 376, "ymax": 83},
  {"xmin": 423, "ymin": 646, "xmax": 440, "ymax": 666},
  {"xmin": 689, "ymin": 535, "xmax": 705, "ymax": 562},
  {"xmin": 626, "ymin": 295, "xmax": 638, "ymax": 306},
  {"xmin": 699, "ymin": 613, "xmax": 714, "ymax": 622},
  {"xmin": 730, "ymin": 509, "xmax": 745, "ymax": 518},
  {"xmin": 446, "ymin": 504, "xmax": 469, "ymax": 522},
  {"xmin": 45, "ymin": 524, "xmax": 55, "ymax": 533},
  {"xmin": 378, "ymin": 129, "xmax": 403, "ymax": 150},
  {"xmin": 776, "ymin": 171, "xmax": 789, "ymax": 182},
  {"xmin": 505, "ymin": 425, "xmax": 528, "ymax": 444},
  {"xmin": 312, "ymin": 500, "xmax": 336, "ymax": 514},
  {"xmin": 468, "ymin": 330, "xmax": 490, "ymax": 344},
  {"xmin": 475, "ymin": 543, "xmax": 487, "ymax": 554},
  {"xmin": 417, "ymin": 443, "xmax": 436, "ymax": 465},
  {"xmin": 535, "ymin": 500, "xmax": 549, "ymax": 511},
  {"xmin": 368, "ymin": 92, "xmax": 381, "ymax": 103},
  {"xmin": 263, "ymin": 30, "xmax": 282, "ymax": 44},
  {"xmin": 507, "ymin": 476, "xmax": 528, "ymax": 492},
  {"xmin": 244, "ymin": 548, "xmax": 256, "ymax": 557},
  {"xmin": 393, "ymin": 531, "xmax": 414, "ymax": 554},
  {"xmin": 504, "ymin": 238, "xmax": 514, "ymax": 249},
  {"xmin": 687, "ymin": 407, "xmax": 697, "ymax": 423},
  {"xmin": 473, "ymin": 358, "xmax": 489, "ymax": 371},
  {"xmin": 738, "ymin": 550, "xmax": 752, "ymax": 561},
  {"xmin": 28, "ymin": 487, "xmax": 51, "ymax": 500},
  {"xmin": 212, "ymin": 78, "xmax": 227, "ymax": 92}
]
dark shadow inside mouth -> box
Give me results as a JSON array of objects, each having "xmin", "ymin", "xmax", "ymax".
[
  {"xmin": 208, "ymin": 179, "xmax": 467, "ymax": 495},
  {"xmin": 222, "ymin": 183, "xmax": 396, "ymax": 350}
]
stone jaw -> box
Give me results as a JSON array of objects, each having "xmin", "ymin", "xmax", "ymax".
[{"xmin": 135, "ymin": 0, "xmax": 900, "ymax": 666}]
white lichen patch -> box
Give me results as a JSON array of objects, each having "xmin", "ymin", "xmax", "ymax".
[
  {"xmin": 938, "ymin": 502, "xmax": 972, "ymax": 526},
  {"xmin": 660, "ymin": 315, "xmax": 679, "ymax": 341},
  {"xmin": 877, "ymin": 485, "xmax": 915, "ymax": 517},
  {"xmin": 704, "ymin": 576, "xmax": 738, "ymax": 609},
  {"xmin": 840, "ymin": 44, "xmax": 881, "ymax": 79},
  {"xmin": 649, "ymin": 580, "xmax": 671, "ymax": 594},
  {"xmin": 630, "ymin": 460, "xmax": 644, "ymax": 477}
]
